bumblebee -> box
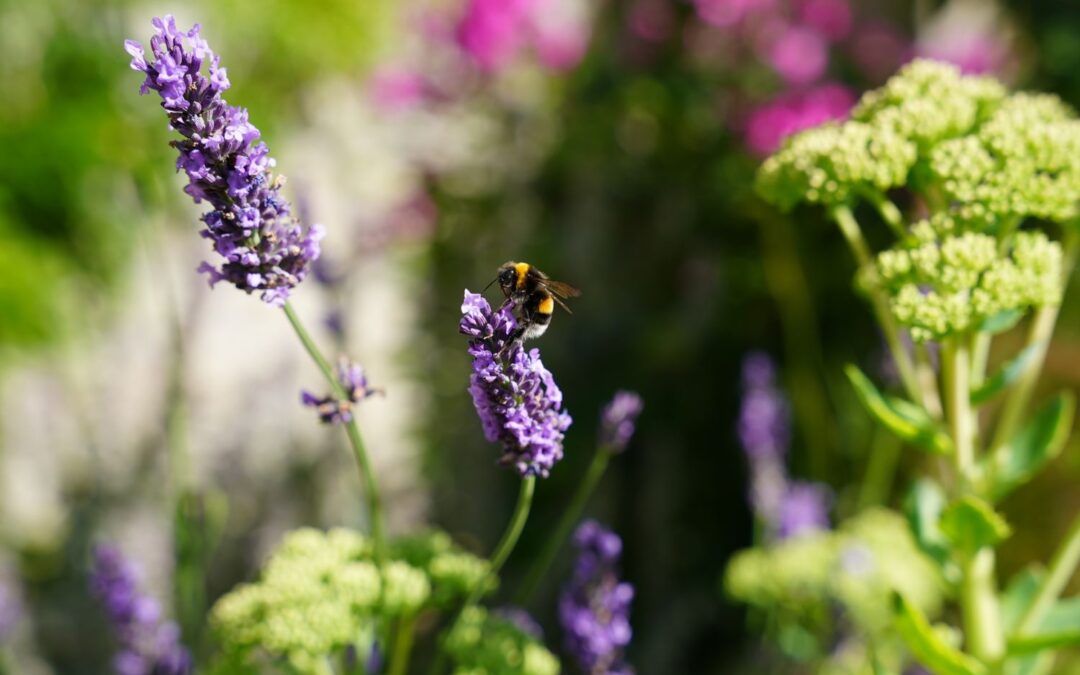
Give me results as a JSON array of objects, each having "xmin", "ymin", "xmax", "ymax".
[{"xmin": 489, "ymin": 261, "xmax": 581, "ymax": 342}]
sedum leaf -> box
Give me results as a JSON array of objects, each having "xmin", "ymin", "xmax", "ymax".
[
  {"xmin": 1008, "ymin": 596, "xmax": 1080, "ymax": 655},
  {"xmin": 894, "ymin": 593, "xmax": 987, "ymax": 675},
  {"xmin": 971, "ymin": 343, "xmax": 1044, "ymax": 405},
  {"xmin": 939, "ymin": 496, "xmax": 1012, "ymax": 553},
  {"xmin": 980, "ymin": 393, "xmax": 1075, "ymax": 502},
  {"xmin": 846, "ymin": 365, "xmax": 953, "ymax": 454}
]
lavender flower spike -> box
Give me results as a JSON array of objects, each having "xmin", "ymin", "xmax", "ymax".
[
  {"xmin": 459, "ymin": 290, "xmax": 571, "ymax": 478},
  {"xmin": 90, "ymin": 545, "xmax": 192, "ymax": 675},
  {"xmin": 559, "ymin": 520, "xmax": 634, "ymax": 675},
  {"xmin": 599, "ymin": 391, "xmax": 643, "ymax": 454},
  {"xmin": 125, "ymin": 16, "xmax": 324, "ymax": 306},
  {"xmin": 301, "ymin": 357, "xmax": 379, "ymax": 424}
]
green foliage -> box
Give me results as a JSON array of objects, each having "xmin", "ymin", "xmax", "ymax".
[
  {"xmin": 893, "ymin": 593, "xmax": 987, "ymax": 675},
  {"xmin": 979, "ymin": 393, "xmax": 1075, "ymax": 502},
  {"xmin": 1008, "ymin": 596, "xmax": 1080, "ymax": 655},
  {"xmin": 445, "ymin": 607, "xmax": 560, "ymax": 675},
  {"xmin": 939, "ymin": 496, "xmax": 1012, "ymax": 554},
  {"xmin": 970, "ymin": 343, "xmax": 1044, "ymax": 405},
  {"xmin": 845, "ymin": 365, "xmax": 952, "ymax": 454},
  {"xmin": 210, "ymin": 528, "xmax": 488, "ymax": 673},
  {"xmin": 904, "ymin": 480, "xmax": 956, "ymax": 581}
]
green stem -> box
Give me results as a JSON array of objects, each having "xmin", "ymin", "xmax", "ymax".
[
  {"xmin": 961, "ymin": 548, "xmax": 1005, "ymax": 662},
  {"xmin": 861, "ymin": 188, "xmax": 908, "ymax": 239},
  {"xmin": 942, "ymin": 338, "xmax": 975, "ymax": 482},
  {"xmin": 515, "ymin": 450, "xmax": 611, "ymax": 605},
  {"xmin": 1015, "ymin": 512, "xmax": 1080, "ymax": 637},
  {"xmin": 831, "ymin": 205, "xmax": 923, "ymax": 409},
  {"xmin": 431, "ymin": 477, "xmax": 537, "ymax": 675},
  {"xmin": 857, "ymin": 429, "xmax": 902, "ymax": 510},
  {"xmin": 915, "ymin": 342, "xmax": 943, "ymax": 420},
  {"xmin": 282, "ymin": 302, "xmax": 385, "ymax": 556},
  {"xmin": 388, "ymin": 613, "xmax": 418, "ymax": 675}
]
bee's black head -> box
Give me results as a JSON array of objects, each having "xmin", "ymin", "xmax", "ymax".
[{"xmin": 496, "ymin": 263, "xmax": 518, "ymax": 296}]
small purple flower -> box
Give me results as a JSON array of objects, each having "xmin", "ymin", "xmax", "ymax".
[
  {"xmin": 559, "ymin": 520, "xmax": 634, "ymax": 675},
  {"xmin": 599, "ymin": 391, "xmax": 644, "ymax": 454},
  {"xmin": 495, "ymin": 606, "xmax": 545, "ymax": 639},
  {"xmin": 125, "ymin": 16, "xmax": 324, "ymax": 307},
  {"xmin": 89, "ymin": 545, "xmax": 192, "ymax": 675},
  {"xmin": 301, "ymin": 358, "xmax": 379, "ymax": 424},
  {"xmin": 776, "ymin": 481, "xmax": 831, "ymax": 539},
  {"xmin": 459, "ymin": 290, "xmax": 571, "ymax": 478},
  {"xmin": 737, "ymin": 352, "xmax": 790, "ymax": 461}
]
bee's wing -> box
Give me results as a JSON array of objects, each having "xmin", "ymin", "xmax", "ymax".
[
  {"xmin": 540, "ymin": 279, "xmax": 582, "ymax": 299},
  {"xmin": 551, "ymin": 294, "xmax": 573, "ymax": 314}
]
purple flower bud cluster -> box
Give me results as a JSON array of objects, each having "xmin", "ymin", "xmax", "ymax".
[
  {"xmin": 559, "ymin": 520, "xmax": 634, "ymax": 675},
  {"xmin": 125, "ymin": 16, "xmax": 324, "ymax": 307},
  {"xmin": 459, "ymin": 291, "xmax": 571, "ymax": 478},
  {"xmin": 89, "ymin": 545, "xmax": 192, "ymax": 675},
  {"xmin": 598, "ymin": 391, "xmax": 644, "ymax": 454},
  {"xmin": 738, "ymin": 352, "xmax": 830, "ymax": 540},
  {"xmin": 301, "ymin": 358, "xmax": 379, "ymax": 424}
]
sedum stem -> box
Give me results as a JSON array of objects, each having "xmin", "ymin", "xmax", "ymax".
[
  {"xmin": 831, "ymin": 205, "xmax": 923, "ymax": 408},
  {"xmin": 516, "ymin": 449, "xmax": 611, "ymax": 605},
  {"xmin": 1015, "ymin": 512, "xmax": 1080, "ymax": 637},
  {"xmin": 961, "ymin": 549, "xmax": 1005, "ymax": 662},
  {"xmin": 282, "ymin": 301, "xmax": 385, "ymax": 556},
  {"xmin": 942, "ymin": 338, "xmax": 975, "ymax": 481},
  {"xmin": 388, "ymin": 613, "xmax": 418, "ymax": 675}
]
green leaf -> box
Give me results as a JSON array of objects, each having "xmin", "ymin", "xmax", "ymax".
[
  {"xmin": 1002, "ymin": 567, "xmax": 1045, "ymax": 635},
  {"xmin": 894, "ymin": 593, "xmax": 987, "ymax": 675},
  {"xmin": 939, "ymin": 496, "xmax": 1012, "ymax": 553},
  {"xmin": 980, "ymin": 309, "xmax": 1025, "ymax": 335},
  {"xmin": 905, "ymin": 480, "xmax": 954, "ymax": 574},
  {"xmin": 1008, "ymin": 596, "xmax": 1080, "ymax": 655},
  {"xmin": 980, "ymin": 393, "xmax": 1075, "ymax": 502},
  {"xmin": 971, "ymin": 343, "xmax": 1044, "ymax": 406},
  {"xmin": 846, "ymin": 365, "xmax": 953, "ymax": 455}
]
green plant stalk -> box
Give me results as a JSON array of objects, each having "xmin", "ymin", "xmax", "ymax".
[
  {"xmin": 282, "ymin": 302, "xmax": 385, "ymax": 556},
  {"xmin": 861, "ymin": 188, "xmax": 908, "ymax": 239},
  {"xmin": 831, "ymin": 205, "xmax": 923, "ymax": 408},
  {"xmin": 388, "ymin": 613, "xmax": 418, "ymax": 675},
  {"xmin": 942, "ymin": 339, "xmax": 975, "ymax": 480},
  {"xmin": 1015, "ymin": 511, "xmax": 1080, "ymax": 637},
  {"xmin": 961, "ymin": 548, "xmax": 1005, "ymax": 662},
  {"xmin": 915, "ymin": 342, "xmax": 943, "ymax": 420},
  {"xmin": 431, "ymin": 476, "xmax": 537, "ymax": 675},
  {"xmin": 515, "ymin": 449, "xmax": 611, "ymax": 605},
  {"xmin": 990, "ymin": 232, "xmax": 1079, "ymax": 453},
  {"xmin": 856, "ymin": 428, "xmax": 902, "ymax": 510}
]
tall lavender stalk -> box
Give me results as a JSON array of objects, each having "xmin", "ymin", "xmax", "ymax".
[{"xmin": 125, "ymin": 16, "xmax": 385, "ymax": 552}]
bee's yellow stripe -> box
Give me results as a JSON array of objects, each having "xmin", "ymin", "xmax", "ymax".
[
  {"xmin": 514, "ymin": 262, "xmax": 530, "ymax": 290},
  {"xmin": 537, "ymin": 296, "xmax": 554, "ymax": 315}
]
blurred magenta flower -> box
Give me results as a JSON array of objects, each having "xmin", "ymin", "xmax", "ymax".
[
  {"xmin": 776, "ymin": 482, "xmax": 832, "ymax": 539},
  {"xmin": 368, "ymin": 67, "xmax": 428, "ymax": 111},
  {"xmin": 765, "ymin": 24, "xmax": 829, "ymax": 85},
  {"xmin": 694, "ymin": 0, "xmax": 776, "ymax": 29},
  {"xmin": 849, "ymin": 21, "xmax": 910, "ymax": 82},
  {"xmin": 744, "ymin": 83, "xmax": 855, "ymax": 155},
  {"xmin": 456, "ymin": 0, "xmax": 539, "ymax": 71},
  {"xmin": 796, "ymin": 0, "xmax": 852, "ymax": 42}
]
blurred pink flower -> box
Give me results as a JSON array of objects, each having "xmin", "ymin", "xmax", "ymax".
[
  {"xmin": 796, "ymin": 0, "xmax": 851, "ymax": 42},
  {"xmin": 534, "ymin": 22, "xmax": 590, "ymax": 71},
  {"xmin": 766, "ymin": 24, "xmax": 829, "ymax": 85},
  {"xmin": 628, "ymin": 0, "xmax": 675, "ymax": 43},
  {"xmin": 916, "ymin": 0, "xmax": 1015, "ymax": 77},
  {"xmin": 744, "ymin": 83, "xmax": 855, "ymax": 155},
  {"xmin": 457, "ymin": 0, "xmax": 540, "ymax": 71},
  {"xmin": 694, "ymin": 0, "xmax": 776, "ymax": 29},
  {"xmin": 368, "ymin": 67, "xmax": 427, "ymax": 111}
]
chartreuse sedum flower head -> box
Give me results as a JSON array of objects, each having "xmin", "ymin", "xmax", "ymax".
[
  {"xmin": 445, "ymin": 606, "xmax": 560, "ymax": 675},
  {"xmin": 390, "ymin": 530, "xmax": 491, "ymax": 607},
  {"xmin": 211, "ymin": 528, "xmax": 487, "ymax": 674},
  {"xmin": 755, "ymin": 121, "xmax": 917, "ymax": 211},
  {"xmin": 852, "ymin": 59, "xmax": 1005, "ymax": 149},
  {"xmin": 877, "ymin": 227, "xmax": 1063, "ymax": 342}
]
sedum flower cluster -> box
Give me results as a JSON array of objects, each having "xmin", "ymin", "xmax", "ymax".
[
  {"xmin": 725, "ymin": 509, "xmax": 945, "ymax": 673},
  {"xmin": 756, "ymin": 59, "xmax": 1077, "ymax": 343},
  {"xmin": 877, "ymin": 224, "xmax": 1063, "ymax": 342},
  {"xmin": 210, "ymin": 528, "xmax": 488, "ymax": 674},
  {"xmin": 445, "ymin": 607, "xmax": 560, "ymax": 675}
]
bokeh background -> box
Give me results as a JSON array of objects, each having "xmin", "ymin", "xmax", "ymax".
[{"xmin": 5, "ymin": 0, "xmax": 1080, "ymax": 672}]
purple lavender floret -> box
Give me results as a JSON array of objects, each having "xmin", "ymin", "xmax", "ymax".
[
  {"xmin": 776, "ymin": 481, "xmax": 832, "ymax": 540},
  {"xmin": 459, "ymin": 290, "xmax": 571, "ymax": 478},
  {"xmin": 559, "ymin": 520, "xmax": 634, "ymax": 675},
  {"xmin": 89, "ymin": 545, "xmax": 192, "ymax": 675},
  {"xmin": 737, "ymin": 351, "xmax": 790, "ymax": 460},
  {"xmin": 598, "ymin": 391, "xmax": 643, "ymax": 454},
  {"xmin": 301, "ymin": 358, "xmax": 379, "ymax": 424},
  {"xmin": 124, "ymin": 16, "xmax": 324, "ymax": 307}
]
